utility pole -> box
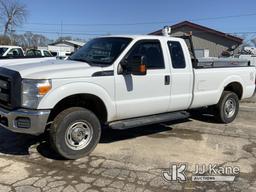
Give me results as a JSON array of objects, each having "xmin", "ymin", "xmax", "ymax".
[
  {"xmin": 10, "ymin": 19, "xmax": 14, "ymax": 45},
  {"xmin": 60, "ymin": 20, "xmax": 63, "ymax": 42}
]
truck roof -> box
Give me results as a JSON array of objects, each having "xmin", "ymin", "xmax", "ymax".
[
  {"xmin": 99, "ymin": 35, "xmax": 182, "ymax": 41},
  {"xmin": 0, "ymin": 45, "xmax": 22, "ymax": 49}
]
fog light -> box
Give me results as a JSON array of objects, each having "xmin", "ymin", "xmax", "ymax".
[{"xmin": 15, "ymin": 117, "xmax": 31, "ymax": 129}]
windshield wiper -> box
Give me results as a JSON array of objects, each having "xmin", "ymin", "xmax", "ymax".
[{"xmin": 69, "ymin": 58, "xmax": 112, "ymax": 67}]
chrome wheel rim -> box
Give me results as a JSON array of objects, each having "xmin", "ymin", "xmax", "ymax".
[
  {"xmin": 65, "ymin": 121, "xmax": 93, "ymax": 150},
  {"xmin": 224, "ymin": 98, "xmax": 236, "ymax": 118}
]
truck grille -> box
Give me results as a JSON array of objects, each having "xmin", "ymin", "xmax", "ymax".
[
  {"xmin": 0, "ymin": 67, "xmax": 22, "ymax": 110},
  {"xmin": 0, "ymin": 77, "xmax": 10, "ymax": 106}
]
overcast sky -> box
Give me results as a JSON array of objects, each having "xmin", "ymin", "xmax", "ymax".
[{"xmin": 14, "ymin": 0, "xmax": 256, "ymax": 40}]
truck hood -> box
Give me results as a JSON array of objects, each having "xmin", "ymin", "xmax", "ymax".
[
  {"xmin": 0, "ymin": 57, "xmax": 56, "ymax": 66},
  {"xmin": 2, "ymin": 60, "xmax": 102, "ymax": 79}
]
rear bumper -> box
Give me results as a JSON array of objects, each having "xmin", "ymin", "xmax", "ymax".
[{"xmin": 0, "ymin": 107, "xmax": 50, "ymax": 135}]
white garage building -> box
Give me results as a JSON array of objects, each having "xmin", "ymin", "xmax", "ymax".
[{"xmin": 47, "ymin": 40, "xmax": 85, "ymax": 55}]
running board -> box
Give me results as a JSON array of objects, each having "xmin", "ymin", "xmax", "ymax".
[{"xmin": 109, "ymin": 111, "xmax": 190, "ymax": 130}]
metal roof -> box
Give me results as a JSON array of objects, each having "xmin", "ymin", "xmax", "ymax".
[
  {"xmin": 49, "ymin": 40, "xmax": 85, "ymax": 47},
  {"xmin": 149, "ymin": 21, "xmax": 243, "ymax": 44},
  {"xmin": 64, "ymin": 40, "xmax": 85, "ymax": 47}
]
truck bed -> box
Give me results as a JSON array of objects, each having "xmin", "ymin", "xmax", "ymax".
[
  {"xmin": 191, "ymin": 66, "xmax": 255, "ymax": 109},
  {"xmin": 197, "ymin": 57, "xmax": 250, "ymax": 68}
]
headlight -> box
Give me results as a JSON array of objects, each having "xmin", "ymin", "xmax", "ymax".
[{"xmin": 22, "ymin": 79, "xmax": 52, "ymax": 108}]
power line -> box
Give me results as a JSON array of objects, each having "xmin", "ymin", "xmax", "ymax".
[
  {"xmin": 24, "ymin": 13, "xmax": 256, "ymax": 27},
  {"xmin": 15, "ymin": 29, "xmax": 108, "ymax": 36},
  {"xmin": 230, "ymin": 32, "xmax": 256, "ymax": 34},
  {"xmin": 14, "ymin": 29, "xmax": 256, "ymax": 36},
  {"xmin": 191, "ymin": 13, "xmax": 256, "ymax": 22}
]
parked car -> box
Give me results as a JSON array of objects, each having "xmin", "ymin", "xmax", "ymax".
[
  {"xmin": 0, "ymin": 31, "xmax": 255, "ymax": 159},
  {"xmin": 26, "ymin": 49, "xmax": 53, "ymax": 57},
  {"xmin": 0, "ymin": 45, "xmax": 24, "ymax": 57},
  {"xmin": 0, "ymin": 48, "xmax": 55, "ymax": 66},
  {"xmin": 235, "ymin": 54, "xmax": 256, "ymax": 67}
]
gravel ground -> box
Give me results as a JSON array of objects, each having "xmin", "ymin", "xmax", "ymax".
[{"xmin": 0, "ymin": 95, "xmax": 255, "ymax": 192}]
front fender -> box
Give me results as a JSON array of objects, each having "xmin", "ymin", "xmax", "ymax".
[{"xmin": 38, "ymin": 82, "xmax": 116, "ymax": 121}]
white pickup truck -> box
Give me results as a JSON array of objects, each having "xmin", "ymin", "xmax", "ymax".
[
  {"xmin": 0, "ymin": 51, "xmax": 56, "ymax": 66},
  {"xmin": 0, "ymin": 45, "xmax": 24, "ymax": 57},
  {"xmin": 0, "ymin": 46, "xmax": 55, "ymax": 66},
  {"xmin": 0, "ymin": 32, "xmax": 255, "ymax": 159}
]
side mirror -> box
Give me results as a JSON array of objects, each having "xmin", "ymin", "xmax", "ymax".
[{"xmin": 121, "ymin": 55, "xmax": 147, "ymax": 75}]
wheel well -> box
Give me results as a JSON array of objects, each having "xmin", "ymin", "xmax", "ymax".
[
  {"xmin": 47, "ymin": 94, "xmax": 108, "ymax": 125},
  {"xmin": 224, "ymin": 82, "xmax": 243, "ymax": 99}
]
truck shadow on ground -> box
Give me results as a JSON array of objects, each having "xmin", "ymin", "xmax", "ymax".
[
  {"xmin": 0, "ymin": 128, "xmax": 41, "ymax": 156},
  {"xmin": 0, "ymin": 118, "xmax": 191, "ymax": 160},
  {"xmin": 189, "ymin": 109, "xmax": 222, "ymax": 124},
  {"xmin": 100, "ymin": 118, "xmax": 190, "ymax": 143},
  {"xmin": 0, "ymin": 110, "xmax": 216, "ymax": 160}
]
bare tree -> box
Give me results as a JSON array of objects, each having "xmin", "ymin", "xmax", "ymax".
[
  {"xmin": 0, "ymin": 35, "xmax": 11, "ymax": 44},
  {"xmin": 0, "ymin": 0, "xmax": 27, "ymax": 35},
  {"xmin": 12, "ymin": 32, "xmax": 52, "ymax": 48}
]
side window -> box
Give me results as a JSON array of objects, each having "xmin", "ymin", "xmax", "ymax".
[
  {"xmin": 35, "ymin": 50, "xmax": 42, "ymax": 56},
  {"xmin": 8, "ymin": 48, "xmax": 23, "ymax": 57},
  {"xmin": 126, "ymin": 40, "xmax": 165, "ymax": 69},
  {"xmin": 17, "ymin": 48, "xmax": 24, "ymax": 56},
  {"xmin": 43, "ymin": 51, "xmax": 52, "ymax": 57},
  {"xmin": 168, "ymin": 41, "xmax": 186, "ymax": 69},
  {"xmin": 26, "ymin": 50, "xmax": 34, "ymax": 56}
]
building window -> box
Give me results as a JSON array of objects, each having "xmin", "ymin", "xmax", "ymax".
[{"xmin": 195, "ymin": 49, "xmax": 209, "ymax": 58}]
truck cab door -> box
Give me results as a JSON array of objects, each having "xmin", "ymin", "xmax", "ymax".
[
  {"xmin": 167, "ymin": 40, "xmax": 193, "ymax": 111},
  {"xmin": 115, "ymin": 40, "xmax": 171, "ymax": 120}
]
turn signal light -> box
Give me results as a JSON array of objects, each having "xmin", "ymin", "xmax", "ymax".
[
  {"xmin": 140, "ymin": 64, "xmax": 146, "ymax": 73},
  {"xmin": 38, "ymin": 83, "xmax": 52, "ymax": 95}
]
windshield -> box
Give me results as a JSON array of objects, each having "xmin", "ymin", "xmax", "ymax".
[
  {"xmin": 0, "ymin": 48, "xmax": 8, "ymax": 56},
  {"xmin": 69, "ymin": 37, "xmax": 132, "ymax": 65}
]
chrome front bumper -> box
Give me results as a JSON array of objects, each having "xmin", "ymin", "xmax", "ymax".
[{"xmin": 0, "ymin": 107, "xmax": 50, "ymax": 135}]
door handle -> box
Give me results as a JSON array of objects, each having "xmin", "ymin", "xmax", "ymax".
[{"xmin": 165, "ymin": 75, "xmax": 170, "ymax": 85}]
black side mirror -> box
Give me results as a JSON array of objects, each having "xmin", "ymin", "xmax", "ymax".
[{"xmin": 121, "ymin": 55, "xmax": 147, "ymax": 75}]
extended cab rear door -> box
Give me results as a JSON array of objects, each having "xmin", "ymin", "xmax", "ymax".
[
  {"xmin": 166, "ymin": 39, "xmax": 193, "ymax": 111},
  {"xmin": 115, "ymin": 39, "xmax": 171, "ymax": 119}
]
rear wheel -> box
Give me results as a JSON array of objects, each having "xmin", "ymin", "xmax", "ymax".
[
  {"xmin": 49, "ymin": 107, "xmax": 101, "ymax": 159},
  {"xmin": 216, "ymin": 91, "xmax": 239, "ymax": 123}
]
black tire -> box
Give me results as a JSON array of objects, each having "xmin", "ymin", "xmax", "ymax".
[
  {"xmin": 49, "ymin": 107, "xmax": 101, "ymax": 159},
  {"xmin": 216, "ymin": 91, "xmax": 239, "ymax": 123}
]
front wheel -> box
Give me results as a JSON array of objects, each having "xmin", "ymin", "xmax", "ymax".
[
  {"xmin": 216, "ymin": 91, "xmax": 239, "ymax": 123},
  {"xmin": 49, "ymin": 107, "xmax": 101, "ymax": 159}
]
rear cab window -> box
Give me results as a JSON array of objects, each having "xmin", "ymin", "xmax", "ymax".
[{"xmin": 167, "ymin": 41, "xmax": 186, "ymax": 69}]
